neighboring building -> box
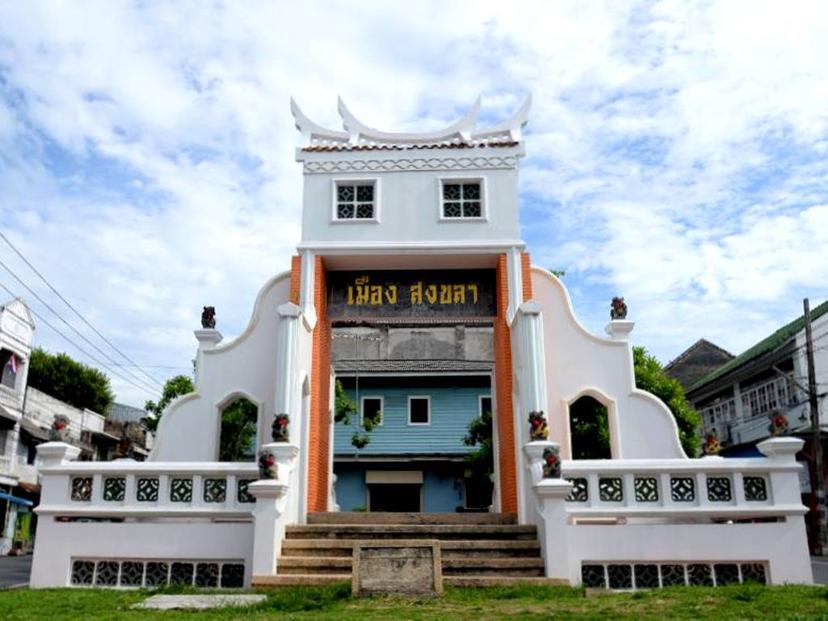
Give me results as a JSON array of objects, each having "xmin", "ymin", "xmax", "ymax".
[
  {"xmin": 29, "ymin": 97, "xmax": 813, "ymax": 589},
  {"xmin": 664, "ymin": 339, "xmax": 734, "ymax": 390},
  {"xmin": 0, "ymin": 297, "xmax": 154, "ymax": 555},
  {"xmin": 687, "ymin": 300, "xmax": 828, "ymax": 454},
  {"xmin": 331, "ymin": 324, "xmax": 493, "ymax": 512},
  {"xmin": 684, "ymin": 301, "xmax": 828, "ymax": 552}
]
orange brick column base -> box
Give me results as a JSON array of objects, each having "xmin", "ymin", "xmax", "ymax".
[
  {"xmin": 494, "ymin": 252, "xmax": 534, "ymax": 514},
  {"xmin": 307, "ymin": 256, "xmax": 331, "ymax": 512}
]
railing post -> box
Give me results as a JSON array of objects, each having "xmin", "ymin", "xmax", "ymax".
[
  {"xmin": 533, "ymin": 479, "xmax": 574, "ymax": 582},
  {"xmin": 248, "ymin": 443, "xmax": 300, "ymax": 579}
]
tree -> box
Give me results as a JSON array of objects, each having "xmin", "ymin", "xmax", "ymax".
[
  {"xmin": 219, "ymin": 398, "xmax": 257, "ymax": 461},
  {"xmin": 569, "ymin": 396, "xmax": 612, "ymax": 459},
  {"xmin": 144, "ymin": 374, "xmax": 194, "ymax": 431},
  {"xmin": 632, "ymin": 346, "xmax": 701, "ymax": 457},
  {"xmin": 27, "ymin": 348, "xmax": 114, "ymax": 414}
]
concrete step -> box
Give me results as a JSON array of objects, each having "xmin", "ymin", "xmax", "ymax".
[
  {"xmin": 281, "ymin": 538, "xmax": 541, "ymax": 558},
  {"xmin": 307, "ymin": 512, "xmax": 518, "ymax": 525},
  {"xmin": 277, "ymin": 557, "xmax": 352, "ymax": 575},
  {"xmin": 275, "ymin": 555, "xmax": 545, "ymax": 577},
  {"xmin": 252, "ymin": 574, "xmax": 350, "ymax": 587},
  {"xmin": 444, "ymin": 576, "xmax": 568, "ymax": 587},
  {"xmin": 442, "ymin": 557, "xmax": 545, "ymax": 577},
  {"xmin": 285, "ymin": 524, "xmax": 538, "ymax": 540},
  {"xmin": 255, "ymin": 574, "xmax": 565, "ymax": 588}
]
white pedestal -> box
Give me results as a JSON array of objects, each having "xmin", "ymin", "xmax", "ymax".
[{"xmin": 604, "ymin": 319, "xmax": 634, "ymax": 340}]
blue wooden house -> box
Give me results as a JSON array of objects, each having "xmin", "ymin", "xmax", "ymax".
[{"xmin": 333, "ymin": 360, "xmax": 492, "ymax": 512}]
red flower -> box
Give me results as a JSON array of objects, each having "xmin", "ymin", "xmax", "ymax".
[{"xmin": 545, "ymin": 454, "xmax": 558, "ymax": 465}]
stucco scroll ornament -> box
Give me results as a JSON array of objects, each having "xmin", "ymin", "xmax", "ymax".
[
  {"xmin": 49, "ymin": 414, "xmax": 70, "ymax": 442},
  {"xmin": 610, "ymin": 297, "xmax": 627, "ymax": 320},
  {"xmin": 258, "ymin": 449, "xmax": 278, "ymax": 480},
  {"xmin": 271, "ymin": 413, "xmax": 290, "ymax": 443},
  {"xmin": 542, "ymin": 446, "xmax": 561, "ymax": 479},
  {"xmin": 201, "ymin": 306, "xmax": 216, "ymax": 329},
  {"xmin": 528, "ymin": 411, "xmax": 549, "ymax": 441}
]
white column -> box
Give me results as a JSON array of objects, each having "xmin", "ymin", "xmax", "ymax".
[
  {"xmin": 533, "ymin": 479, "xmax": 574, "ymax": 582},
  {"xmin": 505, "ymin": 246, "xmax": 523, "ymax": 325},
  {"xmin": 514, "ymin": 301, "xmax": 549, "ymax": 525},
  {"xmin": 299, "ymin": 250, "xmax": 317, "ymax": 330},
  {"xmin": 274, "ymin": 303, "xmax": 302, "ymax": 418},
  {"xmin": 248, "ymin": 443, "xmax": 300, "ymax": 578},
  {"xmin": 193, "ymin": 329, "xmax": 223, "ymax": 388},
  {"xmin": 248, "ymin": 480, "xmax": 290, "ymax": 577}
]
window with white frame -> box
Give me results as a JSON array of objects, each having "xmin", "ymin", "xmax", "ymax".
[
  {"xmin": 441, "ymin": 180, "xmax": 483, "ymax": 219},
  {"xmin": 408, "ymin": 396, "xmax": 430, "ymax": 425},
  {"xmin": 336, "ymin": 181, "xmax": 376, "ymax": 220},
  {"xmin": 361, "ymin": 396, "xmax": 383, "ymax": 426}
]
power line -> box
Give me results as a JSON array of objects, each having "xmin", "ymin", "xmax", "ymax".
[
  {"xmin": 0, "ymin": 281, "xmax": 158, "ymax": 399},
  {"xmin": 0, "ymin": 230, "xmax": 164, "ymax": 389},
  {"xmin": 0, "ymin": 256, "xmax": 161, "ymax": 394}
]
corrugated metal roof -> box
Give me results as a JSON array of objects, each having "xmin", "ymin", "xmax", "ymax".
[
  {"xmin": 302, "ymin": 141, "xmax": 519, "ymax": 153},
  {"xmin": 689, "ymin": 299, "xmax": 828, "ymax": 392},
  {"xmin": 333, "ymin": 359, "xmax": 492, "ymax": 374}
]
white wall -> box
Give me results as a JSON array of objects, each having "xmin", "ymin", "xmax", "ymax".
[
  {"xmin": 530, "ymin": 267, "xmax": 685, "ymax": 461},
  {"xmin": 150, "ymin": 273, "xmax": 293, "ymax": 462},
  {"xmin": 30, "ymin": 518, "xmax": 253, "ymax": 588},
  {"xmin": 299, "ymin": 148, "xmax": 523, "ymax": 247}
]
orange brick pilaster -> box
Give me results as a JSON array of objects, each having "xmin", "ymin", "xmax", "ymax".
[{"xmin": 307, "ymin": 256, "xmax": 331, "ymax": 512}]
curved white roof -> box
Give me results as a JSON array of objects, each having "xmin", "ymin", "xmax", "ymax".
[{"xmin": 291, "ymin": 95, "xmax": 531, "ymax": 148}]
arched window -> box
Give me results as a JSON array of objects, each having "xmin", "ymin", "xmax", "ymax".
[
  {"xmin": 219, "ymin": 397, "xmax": 258, "ymax": 462},
  {"xmin": 569, "ymin": 395, "xmax": 611, "ymax": 459}
]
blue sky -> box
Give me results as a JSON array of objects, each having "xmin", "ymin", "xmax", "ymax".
[{"xmin": 1, "ymin": 1, "xmax": 827, "ymax": 407}]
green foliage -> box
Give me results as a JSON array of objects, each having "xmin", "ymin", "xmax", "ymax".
[
  {"xmin": 333, "ymin": 379, "xmax": 357, "ymax": 425},
  {"xmin": 549, "ymin": 269, "xmax": 566, "ymax": 278},
  {"xmin": 633, "ymin": 346, "xmax": 701, "ymax": 457},
  {"xmin": 569, "ymin": 396, "xmax": 611, "ymax": 459},
  {"xmin": 27, "ymin": 347, "xmax": 114, "ymax": 414},
  {"xmin": 219, "ymin": 398, "xmax": 257, "ymax": 461},
  {"xmin": 144, "ymin": 374, "xmax": 194, "ymax": 431},
  {"xmin": 334, "ymin": 379, "xmax": 380, "ymax": 449},
  {"xmin": 463, "ymin": 407, "xmax": 494, "ymax": 477}
]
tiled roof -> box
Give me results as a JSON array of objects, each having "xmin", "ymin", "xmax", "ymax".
[
  {"xmin": 302, "ymin": 140, "xmax": 519, "ymax": 153},
  {"xmin": 689, "ymin": 299, "xmax": 828, "ymax": 392},
  {"xmin": 333, "ymin": 359, "xmax": 493, "ymax": 374}
]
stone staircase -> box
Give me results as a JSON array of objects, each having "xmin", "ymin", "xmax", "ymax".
[{"xmin": 254, "ymin": 512, "xmax": 560, "ymax": 587}]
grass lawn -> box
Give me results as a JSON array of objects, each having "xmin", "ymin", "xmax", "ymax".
[{"xmin": 2, "ymin": 583, "xmax": 828, "ymax": 620}]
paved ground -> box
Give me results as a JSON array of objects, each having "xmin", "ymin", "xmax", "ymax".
[
  {"xmin": 0, "ymin": 555, "xmax": 31, "ymax": 589},
  {"xmin": 811, "ymin": 557, "xmax": 828, "ymax": 585},
  {"xmin": 0, "ymin": 554, "xmax": 826, "ymax": 589}
]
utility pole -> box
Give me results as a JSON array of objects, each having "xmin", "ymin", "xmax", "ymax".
[{"xmin": 805, "ymin": 297, "xmax": 827, "ymax": 555}]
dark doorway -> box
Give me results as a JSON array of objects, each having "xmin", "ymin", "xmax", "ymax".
[
  {"xmin": 368, "ymin": 484, "xmax": 421, "ymax": 512},
  {"xmin": 569, "ymin": 395, "xmax": 611, "ymax": 459}
]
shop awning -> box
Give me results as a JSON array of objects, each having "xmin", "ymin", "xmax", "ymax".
[
  {"xmin": 19, "ymin": 417, "xmax": 50, "ymax": 441},
  {"xmin": 0, "ymin": 491, "xmax": 33, "ymax": 506}
]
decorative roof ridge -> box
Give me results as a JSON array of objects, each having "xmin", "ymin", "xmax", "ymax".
[{"xmin": 291, "ymin": 95, "xmax": 531, "ymax": 147}]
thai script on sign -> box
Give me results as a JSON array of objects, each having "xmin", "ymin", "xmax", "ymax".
[{"xmin": 346, "ymin": 276, "xmax": 479, "ymax": 307}]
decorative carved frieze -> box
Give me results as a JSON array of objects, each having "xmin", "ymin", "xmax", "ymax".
[{"xmin": 303, "ymin": 155, "xmax": 519, "ymax": 174}]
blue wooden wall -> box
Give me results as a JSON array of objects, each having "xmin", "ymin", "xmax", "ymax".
[{"xmin": 334, "ymin": 381, "xmax": 490, "ymax": 456}]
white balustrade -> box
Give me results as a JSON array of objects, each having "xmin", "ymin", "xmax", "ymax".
[
  {"xmin": 560, "ymin": 440, "xmax": 804, "ymax": 521},
  {"xmin": 38, "ymin": 459, "xmax": 259, "ymax": 519}
]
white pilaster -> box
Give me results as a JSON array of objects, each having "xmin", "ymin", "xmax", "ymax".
[
  {"xmin": 505, "ymin": 246, "xmax": 523, "ymax": 326},
  {"xmin": 274, "ymin": 303, "xmax": 302, "ymax": 418},
  {"xmin": 193, "ymin": 329, "xmax": 223, "ymax": 387},
  {"xmin": 299, "ymin": 250, "xmax": 317, "ymax": 330}
]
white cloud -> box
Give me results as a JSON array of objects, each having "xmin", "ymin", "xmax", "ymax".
[{"xmin": 0, "ymin": 0, "xmax": 827, "ymax": 404}]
